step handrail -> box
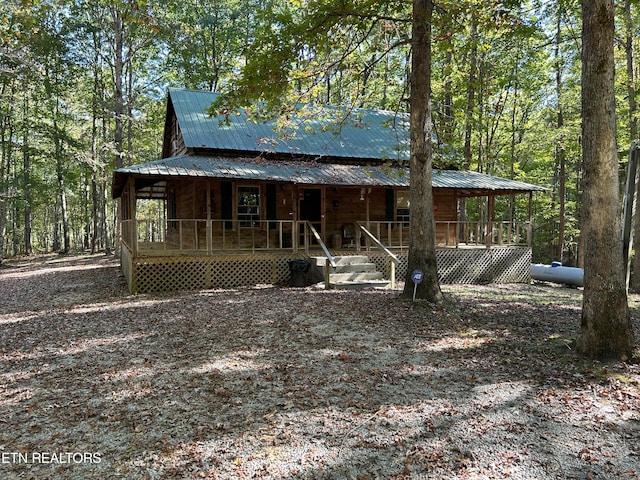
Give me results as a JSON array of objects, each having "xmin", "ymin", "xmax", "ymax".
[
  {"xmin": 305, "ymin": 222, "xmax": 337, "ymax": 268},
  {"xmin": 356, "ymin": 222, "xmax": 399, "ymax": 289},
  {"xmin": 305, "ymin": 222, "xmax": 337, "ymax": 289},
  {"xmin": 356, "ymin": 223, "xmax": 400, "ymax": 264}
]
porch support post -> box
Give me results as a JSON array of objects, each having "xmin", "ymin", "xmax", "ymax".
[
  {"xmin": 453, "ymin": 190, "xmax": 459, "ymax": 247},
  {"xmin": 390, "ymin": 260, "xmax": 396, "ymax": 289},
  {"xmin": 325, "ymin": 258, "xmax": 330, "ymax": 289},
  {"xmin": 365, "ymin": 188, "xmax": 370, "ymax": 251},
  {"xmin": 293, "ymin": 186, "xmax": 299, "ymax": 252},
  {"xmin": 366, "ymin": 188, "xmax": 370, "ymax": 227},
  {"xmin": 486, "ymin": 194, "xmax": 495, "ymax": 248},
  {"xmin": 129, "ymin": 177, "xmax": 138, "ymax": 256},
  {"xmin": 321, "ymin": 187, "xmax": 326, "ymax": 245},
  {"xmin": 206, "ymin": 181, "xmax": 212, "ymax": 254},
  {"xmin": 528, "ymin": 191, "xmax": 533, "ymax": 247}
]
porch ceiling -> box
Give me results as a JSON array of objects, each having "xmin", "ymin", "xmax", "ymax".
[{"xmin": 112, "ymin": 155, "xmax": 547, "ymax": 198}]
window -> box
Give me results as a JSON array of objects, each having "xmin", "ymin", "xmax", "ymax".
[
  {"xmin": 237, "ymin": 186, "xmax": 260, "ymax": 227},
  {"xmin": 397, "ymin": 191, "xmax": 410, "ymax": 226}
]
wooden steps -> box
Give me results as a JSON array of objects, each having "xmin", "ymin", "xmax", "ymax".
[{"xmin": 310, "ymin": 255, "xmax": 391, "ymax": 290}]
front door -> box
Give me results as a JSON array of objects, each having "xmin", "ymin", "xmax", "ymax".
[{"xmin": 299, "ymin": 188, "xmax": 322, "ymax": 246}]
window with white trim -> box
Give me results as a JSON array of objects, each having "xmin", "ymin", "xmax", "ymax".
[{"xmin": 237, "ymin": 186, "xmax": 260, "ymax": 227}]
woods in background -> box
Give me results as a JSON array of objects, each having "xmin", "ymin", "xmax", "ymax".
[{"xmin": 0, "ymin": 0, "xmax": 638, "ymax": 273}]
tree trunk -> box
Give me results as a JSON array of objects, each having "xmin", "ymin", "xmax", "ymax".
[
  {"xmin": 402, "ymin": 0, "xmax": 442, "ymax": 303},
  {"xmin": 463, "ymin": 16, "xmax": 478, "ymax": 169},
  {"xmin": 555, "ymin": 12, "xmax": 565, "ymax": 263},
  {"xmin": 577, "ymin": 0, "xmax": 635, "ymax": 359},
  {"xmin": 56, "ymin": 154, "xmax": 70, "ymax": 254},
  {"xmin": 623, "ymin": 0, "xmax": 638, "ymax": 143},
  {"xmin": 0, "ymin": 194, "xmax": 6, "ymax": 263},
  {"xmin": 0, "ymin": 86, "xmax": 13, "ymax": 264},
  {"xmin": 52, "ymin": 100, "xmax": 70, "ymax": 254},
  {"xmin": 112, "ymin": 5, "xmax": 125, "ymax": 170},
  {"xmin": 91, "ymin": 169, "xmax": 100, "ymax": 254},
  {"xmin": 23, "ymin": 93, "xmax": 32, "ymax": 255},
  {"xmin": 53, "ymin": 195, "xmax": 61, "ymax": 252},
  {"xmin": 556, "ymin": 147, "xmax": 566, "ymax": 262},
  {"xmin": 458, "ymin": 16, "xmax": 477, "ymax": 242},
  {"xmin": 624, "ymin": 0, "xmax": 640, "ymax": 291}
]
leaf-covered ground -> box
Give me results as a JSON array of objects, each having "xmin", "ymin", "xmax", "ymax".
[{"xmin": 1, "ymin": 254, "xmax": 639, "ymax": 479}]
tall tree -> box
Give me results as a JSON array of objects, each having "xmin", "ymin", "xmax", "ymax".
[
  {"xmin": 402, "ymin": 0, "xmax": 442, "ymax": 302},
  {"xmin": 554, "ymin": 8, "xmax": 566, "ymax": 263},
  {"xmin": 623, "ymin": 0, "xmax": 640, "ymax": 291},
  {"xmin": 577, "ymin": 0, "xmax": 635, "ymax": 359},
  {"xmin": 0, "ymin": 0, "xmax": 30, "ymax": 262},
  {"xmin": 22, "ymin": 91, "xmax": 32, "ymax": 255},
  {"xmin": 165, "ymin": 0, "xmax": 248, "ymax": 92}
]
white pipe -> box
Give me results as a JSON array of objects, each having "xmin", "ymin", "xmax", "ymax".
[{"xmin": 530, "ymin": 263, "xmax": 584, "ymax": 287}]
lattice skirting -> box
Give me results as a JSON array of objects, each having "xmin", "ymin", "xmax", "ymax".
[
  {"xmin": 127, "ymin": 253, "xmax": 308, "ymax": 293},
  {"xmin": 123, "ymin": 247, "xmax": 531, "ymax": 293},
  {"xmin": 435, "ymin": 247, "xmax": 531, "ymax": 284},
  {"xmin": 356, "ymin": 247, "xmax": 530, "ymax": 285}
]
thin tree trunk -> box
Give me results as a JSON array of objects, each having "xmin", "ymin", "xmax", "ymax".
[
  {"xmin": 555, "ymin": 11, "xmax": 565, "ymax": 263},
  {"xmin": 91, "ymin": 170, "xmax": 99, "ymax": 254},
  {"xmin": 624, "ymin": 0, "xmax": 640, "ymax": 291},
  {"xmin": 0, "ymin": 195, "xmax": 6, "ymax": 262},
  {"xmin": 556, "ymin": 147, "xmax": 566, "ymax": 262},
  {"xmin": 508, "ymin": 54, "xmax": 519, "ymax": 232},
  {"xmin": 111, "ymin": 5, "xmax": 127, "ymax": 255},
  {"xmin": 23, "ymin": 93, "xmax": 32, "ymax": 255},
  {"xmin": 112, "ymin": 5, "xmax": 125, "ymax": 170},
  {"xmin": 12, "ymin": 193, "xmax": 19, "ymax": 256},
  {"xmin": 101, "ymin": 101, "xmax": 112, "ymax": 254},
  {"xmin": 624, "ymin": 0, "xmax": 638, "ymax": 143},
  {"xmin": 56, "ymin": 153, "xmax": 70, "ymax": 254},
  {"xmin": 52, "ymin": 96, "xmax": 70, "ymax": 254},
  {"xmin": 463, "ymin": 17, "xmax": 478, "ymax": 169},
  {"xmin": 53, "ymin": 195, "xmax": 61, "ymax": 252},
  {"xmin": 0, "ymin": 85, "xmax": 13, "ymax": 264},
  {"xmin": 126, "ymin": 59, "xmax": 134, "ymax": 166}
]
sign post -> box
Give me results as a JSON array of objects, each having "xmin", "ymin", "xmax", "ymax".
[{"xmin": 411, "ymin": 269, "xmax": 423, "ymax": 301}]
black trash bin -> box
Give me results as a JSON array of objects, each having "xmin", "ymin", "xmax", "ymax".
[{"xmin": 288, "ymin": 259, "xmax": 311, "ymax": 287}]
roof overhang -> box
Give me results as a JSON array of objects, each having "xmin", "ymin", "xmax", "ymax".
[{"xmin": 112, "ymin": 156, "xmax": 547, "ymax": 199}]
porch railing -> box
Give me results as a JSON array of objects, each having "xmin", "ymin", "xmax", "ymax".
[
  {"xmin": 122, "ymin": 218, "xmax": 299, "ymax": 254},
  {"xmin": 121, "ymin": 218, "xmax": 531, "ymax": 255},
  {"xmin": 359, "ymin": 220, "xmax": 531, "ymax": 249},
  {"xmin": 440, "ymin": 220, "xmax": 531, "ymax": 247}
]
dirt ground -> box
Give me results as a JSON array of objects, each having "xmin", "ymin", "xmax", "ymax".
[{"xmin": 1, "ymin": 254, "xmax": 639, "ymax": 479}]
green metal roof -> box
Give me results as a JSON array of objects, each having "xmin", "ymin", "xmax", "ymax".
[
  {"xmin": 112, "ymin": 155, "xmax": 546, "ymax": 198},
  {"xmin": 112, "ymin": 89, "xmax": 546, "ymax": 198},
  {"xmin": 168, "ymin": 89, "xmax": 410, "ymax": 161}
]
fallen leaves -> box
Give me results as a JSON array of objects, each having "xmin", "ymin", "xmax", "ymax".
[{"xmin": 0, "ymin": 256, "xmax": 639, "ymax": 479}]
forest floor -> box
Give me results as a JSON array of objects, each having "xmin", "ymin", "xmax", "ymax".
[{"xmin": 1, "ymin": 254, "xmax": 640, "ymax": 480}]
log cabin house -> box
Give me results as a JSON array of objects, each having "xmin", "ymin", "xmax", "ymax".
[{"xmin": 112, "ymin": 89, "xmax": 546, "ymax": 293}]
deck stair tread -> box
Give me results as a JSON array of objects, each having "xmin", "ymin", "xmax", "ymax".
[
  {"xmin": 310, "ymin": 255, "xmax": 390, "ymax": 290},
  {"xmin": 329, "ymin": 279, "xmax": 390, "ymax": 290}
]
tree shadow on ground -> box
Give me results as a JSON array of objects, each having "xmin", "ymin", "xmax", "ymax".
[{"xmin": 1, "ymin": 259, "xmax": 639, "ymax": 479}]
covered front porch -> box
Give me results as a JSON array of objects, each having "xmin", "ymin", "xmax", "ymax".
[
  {"xmin": 116, "ymin": 162, "xmax": 535, "ymax": 255},
  {"xmin": 115, "ymin": 169, "xmax": 538, "ymax": 292}
]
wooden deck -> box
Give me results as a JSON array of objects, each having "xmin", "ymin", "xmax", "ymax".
[{"xmin": 120, "ymin": 242, "xmax": 532, "ymax": 294}]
